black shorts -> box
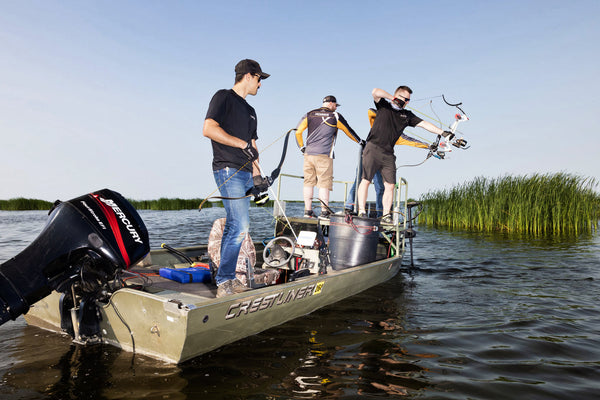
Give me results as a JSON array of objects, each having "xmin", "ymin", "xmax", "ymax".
[{"xmin": 361, "ymin": 142, "xmax": 396, "ymax": 184}]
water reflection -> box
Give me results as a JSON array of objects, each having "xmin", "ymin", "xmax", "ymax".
[
  {"xmin": 1, "ymin": 280, "xmax": 420, "ymax": 399},
  {"xmin": 2, "ymin": 324, "xmax": 186, "ymax": 400}
]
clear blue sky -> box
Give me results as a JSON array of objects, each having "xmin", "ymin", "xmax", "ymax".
[{"xmin": 1, "ymin": 1, "xmax": 598, "ymax": 203}]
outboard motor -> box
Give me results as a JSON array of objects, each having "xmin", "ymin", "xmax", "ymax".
[{"xmin": 0, "ymin": 189, "xmax": 149, "ymax": 327}]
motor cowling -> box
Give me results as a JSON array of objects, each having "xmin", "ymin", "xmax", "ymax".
[{"xmin": 0, "ymin": 189, "xmax": 149, "ymax": 325}]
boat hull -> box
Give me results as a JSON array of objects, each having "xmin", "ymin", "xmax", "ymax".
[{"xmin": 24, "ymin": 255, "xmax": 402, "ymax": 363}]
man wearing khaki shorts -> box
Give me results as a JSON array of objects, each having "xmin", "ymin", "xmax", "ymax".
[{"xmin": 295, "ymin": 95, "xmax": 364, "ymax": 219}]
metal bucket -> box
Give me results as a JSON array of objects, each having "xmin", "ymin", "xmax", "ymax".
[{"xmin": 328, "ymin": 214, "xmax": 380, "ymax": 270}]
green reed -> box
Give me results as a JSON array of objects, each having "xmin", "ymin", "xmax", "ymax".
[
  {"xmin": 0, "ymin": 198, "xmax": 54, "ymax": 211},
  {"xmin": 127, "ymin": 198, "xmax": 212, "ymax": 210},
  {"xmin": 128, "ymin": 198, "xmax": 274, "ymax": 209},
  {"xmin": 0, "ymin": 197, "xmax": 276, "ymax": 211},
  {"xmin": 419, "ymin": 173, "xmax": 600, "ymax": 234}
]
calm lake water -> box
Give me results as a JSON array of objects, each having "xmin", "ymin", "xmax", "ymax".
[{"xmin": 1, "ymin": 206, "xmax": 599, "ymax": 399}]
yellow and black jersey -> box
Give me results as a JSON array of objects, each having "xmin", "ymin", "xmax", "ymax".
[{"xmin": 295, "ymin": 107, "xmax": 360, "ymax": 158}]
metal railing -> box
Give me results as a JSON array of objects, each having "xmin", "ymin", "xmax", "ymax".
[{"xmin": 274, "ymin": 173, "xmax": 409, "ymax": 258}]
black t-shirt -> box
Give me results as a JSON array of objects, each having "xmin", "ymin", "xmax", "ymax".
[
  {"xmin": 205, "ymin": 89, "xmax": 258, "ymax": 172},
  {"xmin": 365, "ymin": 99, "xmax": 422, "ymax": 154}
]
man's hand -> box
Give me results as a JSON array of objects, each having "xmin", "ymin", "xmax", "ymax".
[
  {"xmin": 242, "ymin": 142, "xmax": 258, "ymax": 162},
  {"xmin": 442, "ymin": 130, "xmax": 455, "ymax": 141},
  {"xmin": 392, "ymin": 97, "xmax": 405, "ymax": 108}
]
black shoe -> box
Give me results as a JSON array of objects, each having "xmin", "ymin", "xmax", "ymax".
[
  {"xmin": 303, "ymin": 209, "xmax": 315, "ymax": 218},
  {"xmin": 318, "ymin": 210, "xmax": 331, "ymax": 220}
]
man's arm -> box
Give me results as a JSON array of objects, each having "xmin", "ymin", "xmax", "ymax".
[
  {"xmin": 203, "ymin": 118, "xmax": 248, "ymax": 149},
  {"xmin": 295, "ymin": 117, "xmax": 308, "ymax": 148},
  {"xmin": 416, "ymin": 120, "xmax": 445, "ymax": 136},
  {"xmin": 203, "ymin": 118, "xmax": 260, "ymax": 172},
  {"xmin": 337, "ymin": 114, "xmax": 361, "ymax": 143},
  {"xmin": 372, "ymin": 88, "xmax": 394, "ymax": 103}
]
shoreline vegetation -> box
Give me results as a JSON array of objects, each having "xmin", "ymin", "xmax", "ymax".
[
  {"xmin": 2, "ymin": 173, "xmax": 598, "ymax": 235},
  {"xmin": 419, "ymin": 173, "xmax": 600, "ymax": 234},
  {"xmin": 0, "ymin": 197, "xmax": 282, "ymax": 211}
]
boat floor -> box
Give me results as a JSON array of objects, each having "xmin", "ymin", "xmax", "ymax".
[
  {"xmin": 123, "ymin": 263, "xmax": 347, "ymax": 301},
  {"xmin": 126, "ymin": 266, "xmax": 218, "ymax": 298},
  {"xmin": 122, "ymin": 215, "xmax": 400, "ymax": 301}
]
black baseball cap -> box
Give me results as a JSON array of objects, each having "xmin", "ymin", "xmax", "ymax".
[
  {"xmin": 323, "ymin": 95, "xmax": 339, "ymax": 106},
  {"xmin": 235, "ymin": 59, "xmax": 270, "ymax": 79}
]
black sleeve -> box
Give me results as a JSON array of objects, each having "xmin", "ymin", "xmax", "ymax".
[{"xmin": 205, "ymin": 90, "xmax": 227, "ymax": 123}]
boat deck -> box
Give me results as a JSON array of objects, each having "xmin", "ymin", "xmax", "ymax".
[{"xmin": 123, "ymin": 214, "xmax": 400, "ymax": 301}]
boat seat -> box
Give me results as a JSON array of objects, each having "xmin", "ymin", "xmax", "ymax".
[{"xmin": 207, "ymin": 218, "xmax": 256, "ymax": 286}]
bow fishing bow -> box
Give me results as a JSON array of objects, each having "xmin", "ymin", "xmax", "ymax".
[
  {"xmin": 436, "ymin": 95, "xmax": 470, "ymax": 156},
  {"xmin": 398, "ymin": 95, "xmax": 470, "ymax": 168},
  {"xmin": 245, "ymin": 128, "xmax": 295, "ymax": 204},
  {"xmin": 198, "ymin": 129, "xmax": 295, "ymax": 210}
]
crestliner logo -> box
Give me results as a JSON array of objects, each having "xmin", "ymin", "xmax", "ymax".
[
  {"xmin": 99, "ymin": 197, "xmax": 144, "ymax": 244},
  {"xmin": 224, "ymin": 282, "xmax": 322, "ymax": 320}
]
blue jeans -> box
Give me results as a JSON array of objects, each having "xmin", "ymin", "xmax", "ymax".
[
  {"xmin": 347, "ymin": 170, "xmax": 384, "ymax": 217},
  {"xmin": 213, "ymin": 167, "xmax": 253, "ymax": 285}
]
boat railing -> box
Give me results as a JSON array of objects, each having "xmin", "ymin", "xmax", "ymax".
[
  {"xmin": 274, "ymin": 173, "xmax": 354, "ymax": 210},
  {"xmin": 274, "ymin": 173, "xmax": 409, "ymax": 258}
]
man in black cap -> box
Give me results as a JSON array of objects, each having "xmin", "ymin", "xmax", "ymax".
[
  {"xmin": 295, "ymin": 95, "xmax": 364, "ymax": 219},
  {"xmin": 203, "ymin": 59, "xmax": 270, "ymax": 297}
]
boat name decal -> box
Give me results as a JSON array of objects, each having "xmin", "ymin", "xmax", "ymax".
[
  {"xmin": 225, "ymin": 282, "xmax": 322, "ymax": 320},
  {"xmin": 98, "ymin": 197, "xmax": 144, "ymax": 244}
]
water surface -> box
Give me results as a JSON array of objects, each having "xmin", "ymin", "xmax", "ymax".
[{"xmin": 1, "ymin": 208, "xmax": 599, "ymax": 399}]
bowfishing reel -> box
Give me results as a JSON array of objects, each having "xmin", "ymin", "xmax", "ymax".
[
  {"xmin": 438, "ymin": 112, "xmax": 470, "ymax": 155},
  {"xmin": 452, "ymin": 138, "xmax": 468, "ymax": 149},
  {"xmin": 253, "ymin": 192, "xmax": 270, "ymax": 206},
  {"xmin": 248, "ymin": 175, "xmax": 273, "ymax": 206}
]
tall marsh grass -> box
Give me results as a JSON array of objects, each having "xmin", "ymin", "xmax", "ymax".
[
  {"xmin": 0, "ymin": 196, "xmax": 275, "ymax": 211},
  {"xmin": 0, "ymin": 198, "xmax": 53, "ymax": 211},
  {"xmin": 128, "ymin": 198, "xmax": 212, "ymax": 210},
  {"xmin": 419, "ymin": 173, "xmax": 600, "ymax": 234}
]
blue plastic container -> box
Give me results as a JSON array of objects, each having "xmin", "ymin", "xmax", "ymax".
[{"xmin": 159, "ymin": 267, "xmax": 212, "ymax": 283}]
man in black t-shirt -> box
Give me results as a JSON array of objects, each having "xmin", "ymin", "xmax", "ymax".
[
  {"xmin": 203, "ymin": 59, "xmax": 270, "ymax": 297},
  {"xmin": 357, "ymin": 86, "xmax": 454, "ymax": 224}
]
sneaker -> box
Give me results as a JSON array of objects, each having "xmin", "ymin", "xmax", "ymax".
[
  {"xmin": 216, "ymin": 279, "xmax": 248, "ymax": 298},
  {"xmin": 318, "ymin": 210, "xmax": 331, "ymax": 220},
  {"xmin": 303, "ymin": 209, "xmax": 315, "ymax": 218},
  {"xmin": 380, "ymin": 214, "xmax": 394, "ymax": 225},
  {"xmin": 357, "ymin": 212, "xmax": 367, "ymax": 218}
]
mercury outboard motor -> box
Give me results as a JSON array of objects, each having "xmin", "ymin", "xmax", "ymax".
[{"xmin": 0, "ymin": 189, "xmax": 149, "ymax": 326}]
